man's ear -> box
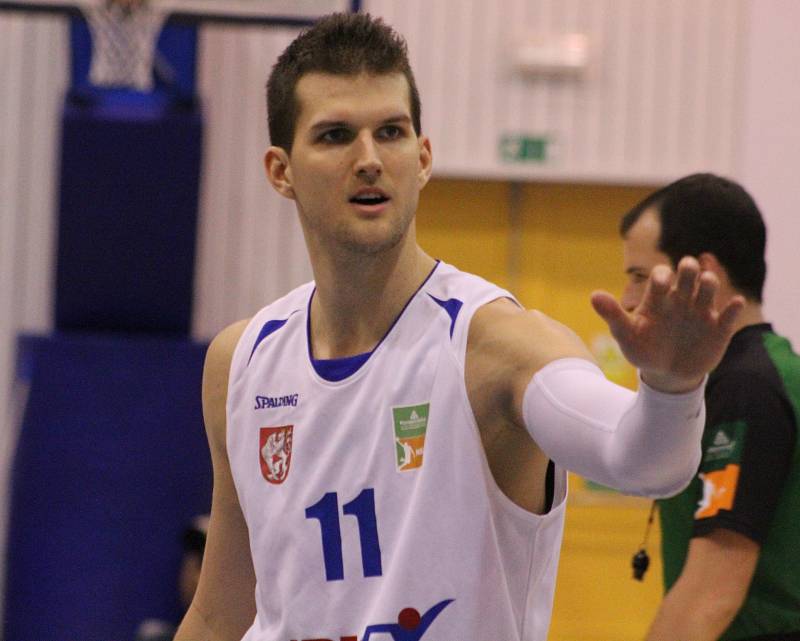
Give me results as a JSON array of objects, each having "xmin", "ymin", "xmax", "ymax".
[
  {"xmin": 264, "ymin": 146, "xmax": 295, "ymax": 200},
  {"xmin": 417, "ymin": 135, "xmax": 433, "ymax": 189}
]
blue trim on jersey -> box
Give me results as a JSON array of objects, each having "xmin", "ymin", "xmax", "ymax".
[
  {"xmin": 312, "ymin": 352, "xmax": 372, "ymax": 382},
  {"xmin": 248, "ymin": 317, "xmax": 291, "ymax": 365},
  {"xmin": 428, "ymin": 295, "xmax": 464, "ymax": 338},
  {"xmin": 306, "ymin": 260, "xmax": 442, "ymax": 381}
]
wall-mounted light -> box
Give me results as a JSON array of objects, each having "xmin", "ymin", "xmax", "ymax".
[{"xmin": 511, "ymin": 33, "xmax": 590, "ymax": 77}]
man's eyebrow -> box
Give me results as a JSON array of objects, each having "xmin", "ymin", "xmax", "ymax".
[
  {"xmin": 381, "ymin": 114, "xmax": 412, "ymax": 125},
  {"xmin": 309, "ymin": 120, "xmax": 350, "ymax": 133},
  {"xmin": 309, "ymin": 114, "xmax": 412, "ymax": 133}
]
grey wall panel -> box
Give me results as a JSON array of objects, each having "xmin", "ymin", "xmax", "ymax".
[{"xmin": 365, "ymin": 0, "xmax": 745, "ymax": 182}]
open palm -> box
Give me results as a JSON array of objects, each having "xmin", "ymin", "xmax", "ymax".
[{"xmin": 590, "ymin": 257, "xmax": 743, "ymax": 392}]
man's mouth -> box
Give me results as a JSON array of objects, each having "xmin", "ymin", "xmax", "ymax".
[{"xmin": 349, "ymin": 191, "xmax": 390, "ymax": 206}]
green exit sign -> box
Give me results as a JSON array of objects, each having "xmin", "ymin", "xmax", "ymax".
[{"xmin": 499, "ymin": 135, "xmax": 549, "ymax": 163}]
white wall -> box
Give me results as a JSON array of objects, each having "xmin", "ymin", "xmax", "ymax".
[
  {"xmin": 0, "ymin": 10, "xmax": 66, "ymax": 626},
  {"xmin": 367, "ymin": 0, "xmax": 746, "ymax": 183},
  {"xmin": 738, "ymin": 0, "xmax": 800, "ymax": 347},
  {"xmin": 191, "ymin": 24, "xmax": 313, "ymax": 340}
]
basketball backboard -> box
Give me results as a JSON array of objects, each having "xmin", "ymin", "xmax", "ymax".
[
  {"xmin": 1, "ymin": 0, "xmax": 358, "ymax": 90},
  {"xmin": 0, "ymin": 0, "xmax": 358, "ymax": 25}
]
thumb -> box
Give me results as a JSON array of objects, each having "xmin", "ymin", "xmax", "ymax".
[{"xmin": 590, "ymin": 290, "xmax": 629, "ymax": 332}]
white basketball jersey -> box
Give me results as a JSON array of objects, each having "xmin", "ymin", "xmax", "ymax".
[{"xmin": 226, "ymin": 261, "xmax": 567, "ymax": 641}]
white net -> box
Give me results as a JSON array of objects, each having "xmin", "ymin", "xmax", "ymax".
[
  {"xmin": 81, "ymin": 0, "xmax": 169, "ymax": 91},
  {"xmin": 9, "ymin": 0, "xmax": 349, "ymax": 90}
]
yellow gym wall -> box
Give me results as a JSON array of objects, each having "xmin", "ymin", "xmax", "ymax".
[{"xmin": 417, "ymin": 178, "xmax": 664, "ymax": 641}]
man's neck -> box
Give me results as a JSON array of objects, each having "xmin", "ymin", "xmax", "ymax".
[
  {"xmin": 308, "ymin": 242, "xmax": 436, "ymax": 359},
  {"xmin": 729, "ymin": 299, "xmax": 765, "ymax": 335}
]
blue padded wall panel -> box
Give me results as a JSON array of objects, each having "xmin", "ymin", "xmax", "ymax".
[
  {"xmin": 55, "ymin": 103, "xmax": 203, "ymax": 335},
  {"xmin": 3, "ymin": 334, "xmax": 211, "ymax": 641}
]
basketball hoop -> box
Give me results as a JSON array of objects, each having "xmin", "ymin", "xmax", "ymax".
[
  {"xmin": 80, "ymin": 0, "xmax": 169, "ymax": 91},
  {"xmin": 3, "ymin": 0, "xmax": 353, "ymax": 89}
]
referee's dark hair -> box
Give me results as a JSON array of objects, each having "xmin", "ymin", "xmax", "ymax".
[{"xmin": 620, "ymin": 173, "xmax": 767, "ymax": 302}]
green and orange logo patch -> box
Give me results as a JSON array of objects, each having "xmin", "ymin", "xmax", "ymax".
[
  {"xmin": 695, "ymin": 421, "xmax": 745, "ymax": 519},
  {"xmin": 392, "ymin": 403, "xmax": 429, "ymax": 472}
]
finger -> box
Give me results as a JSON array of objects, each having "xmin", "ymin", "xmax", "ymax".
[
  {"xmin": 590, "ymin": 290, "xmax": 631, "ymax": 336},
  {"xmin": 640, "ymin": 264, "xmax": 673, "ymax": 315},
  {"xmin": 674, "ymin": 256, "xmax": 701, "ymax": 300},
  {"xmin": 718, "ymin": 295, "xmax": 745, "ymax": 334},
  {"xmin": 695, "ymin": 271, "xmax": 719, "ymax": 309}
]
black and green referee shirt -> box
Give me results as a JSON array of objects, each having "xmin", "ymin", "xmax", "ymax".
[{"xmin": 658, "ymin": 323, "xmax": 800, "ymax": 641}]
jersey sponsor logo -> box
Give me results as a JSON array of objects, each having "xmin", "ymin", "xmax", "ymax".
[
  {"xmin": 392, "ymin": 403, "xmax": 430, "ymax": 472},
  {"xmin": 702, "ymin": 421, "xmax": 744, "ymax": 464},
  {"xmin": 289, "ymin": 598, "xmax": 453, "ymax": 641},
  {"xmin": 695, "ymin": 464, "xmax": 740, "ymax": 519},
  {"xmin": 259, "ymin": 425, "xmax": 294, "ymax": 484},
  {"xmin": 254, "ymin": 393, "xmax": 299, "ymax": 410}
]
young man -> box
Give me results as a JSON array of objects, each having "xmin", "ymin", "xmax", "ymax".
[
  {"xmin": 176, "ymin": 15, "xmax": 742, "ymax": 641},
  {"xmin": 619, "ymin": 173, "xmax": 800, "ymax": 641}
]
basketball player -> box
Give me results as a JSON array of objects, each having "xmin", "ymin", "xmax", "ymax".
[{"xmin": 175, "ymin": 13, "xmax": 742, "ymax": 641}]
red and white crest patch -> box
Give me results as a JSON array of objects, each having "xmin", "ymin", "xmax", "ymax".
[{"xmin": 259, "ymin": 425, "xmax": 293, "ymax": 484}]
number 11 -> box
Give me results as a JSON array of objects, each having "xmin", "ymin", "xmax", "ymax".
[{"xmin": 305, "ymin": 488, "xmax": 383, "ymax": 582}]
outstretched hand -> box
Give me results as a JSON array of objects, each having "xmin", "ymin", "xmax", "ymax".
[{"xmin": 590, "ymin": 257, "xmax": 744, "ymax": 393}]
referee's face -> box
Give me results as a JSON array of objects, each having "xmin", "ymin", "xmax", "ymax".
[{"xmin": 621, "ymin": 207, "xmax": 672, "ymax": 312}]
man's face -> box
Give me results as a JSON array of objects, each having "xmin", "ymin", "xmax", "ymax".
[
  {"xmin": 278, "ymin": 71, "xmax": 432, "ymax": 257},
  {"xmin": 621, "ymin": 207, "xmax": 673, "ymax": 312}
]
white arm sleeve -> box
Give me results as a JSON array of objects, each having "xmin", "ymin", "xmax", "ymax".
[{"xmin": 522, "ymin": 357, "xmax": 705, "ymax": 498}]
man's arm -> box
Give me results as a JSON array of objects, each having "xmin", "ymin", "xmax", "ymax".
[
  {"xmin": 468, "ymin": 257, "xmax": 742, "ymax": 501},
  {"xmin": 645, "ymin": 529, "xmax": 759, "ymax": 641},
  {"xmin": 175, "ymin": 320, "xmax": 256, "ymax": 641}
]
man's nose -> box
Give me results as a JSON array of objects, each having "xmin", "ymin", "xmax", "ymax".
[{"xmin": 354, "ymin": 132, "xmax": 382, "ymax": 181}]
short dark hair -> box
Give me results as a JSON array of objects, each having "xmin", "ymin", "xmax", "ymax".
[
  {"xmin": 620, "ymin": 173, "xmax": 767, "ymax": 302},
  {"xmin": 266, "ymin": 12, "xmax": 422, "ymax": 152}
]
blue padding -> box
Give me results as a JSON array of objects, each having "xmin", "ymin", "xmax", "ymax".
[
  {"xmin": 3, "ymin": 333, "xmax": 212, "ymax": 641},
  {"xmin": 55, "ymin": 102, "xmax": 203, "ymax": 335}
]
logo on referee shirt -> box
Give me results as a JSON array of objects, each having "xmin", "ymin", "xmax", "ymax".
[
  {"xmin": 392, "ymin": 403, "xmax": 430, "ymax": 472},
  {"xmin": 695, "ymin": 421, "xmax": 745, "ymax": 518},
  {"xmin": 259, "ymin": 425, "xmax": 293, "ymax": 484},
  {"xmin": 695, "ymin": 465, "xmax": 740, "ymax": 518}
]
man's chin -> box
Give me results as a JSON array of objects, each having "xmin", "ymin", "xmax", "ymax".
[
  {"xmin": 337, "ymin": 227, "xmax": 407, "ymax": 257},
  {"xmin": 343, "ymin": 238, "xmax": 402, "ymax": 257}
]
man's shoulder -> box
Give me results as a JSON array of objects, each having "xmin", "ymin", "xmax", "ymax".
[
  {"xmin": 714, "ymin": 324, "xmax": 800, "ymax": 391},
  {"xmin": 220, "ymin": 280, "xmax": 314, "ymax": 374},
  {"xmin": 255, "ymin": 280, "xmax": 316, "ymax": 318},
  {"xmin": 761, "ymin": 328, "xmax": 800, "ymax": 373},
  {"xmin": 425, "ymin": 260, "xmax": 513, "ymax": 305},
  {"xmin": 206, "ymin": 319, "xmax": 252, "ymax": 380},
  {"xmin": 706, "ymin": 325, "xmax": 800, "ymax": 433}
]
